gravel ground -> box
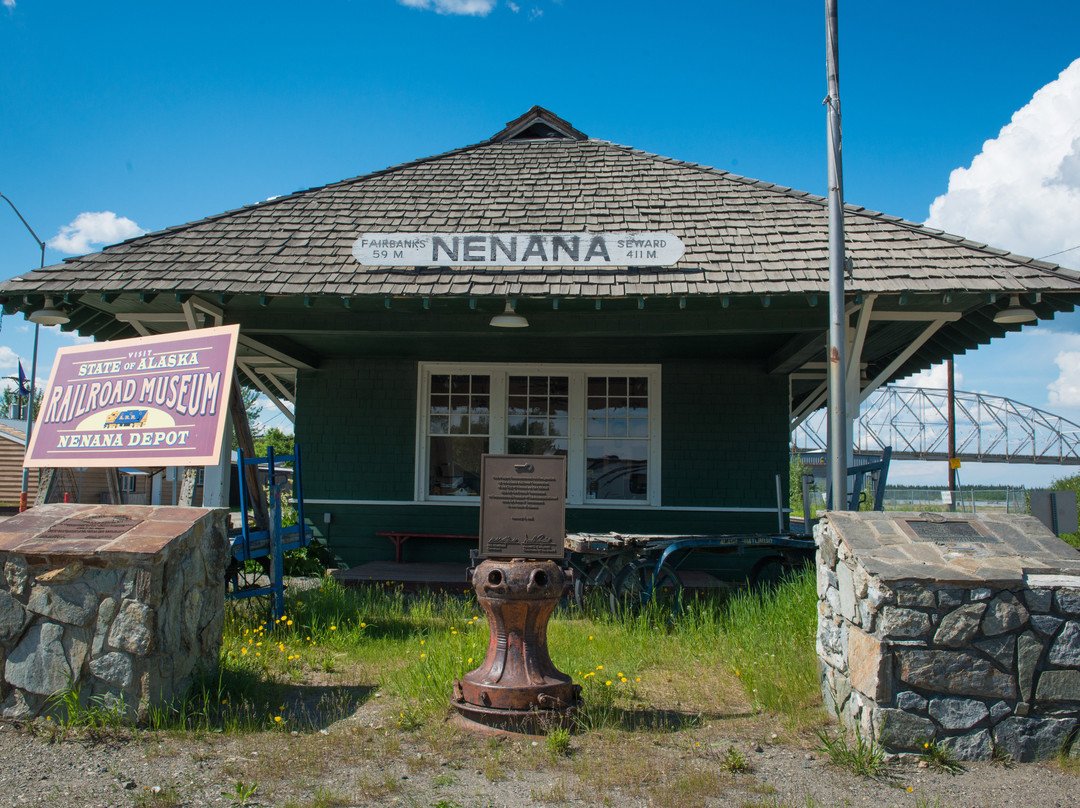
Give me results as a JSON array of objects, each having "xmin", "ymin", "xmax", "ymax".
[{"xmin": 1, "ymin": 701, "xmax": 1076, "ymax": 808}]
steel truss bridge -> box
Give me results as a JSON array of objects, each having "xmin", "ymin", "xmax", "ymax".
[{"xmin": 792, "ymin": 386, "xmax": 1080, "ymax": 465}]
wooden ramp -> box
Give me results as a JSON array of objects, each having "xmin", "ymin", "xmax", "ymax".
[{"xmin": 334, "ymin": 561, "xmax": 471, "ymax": 593}]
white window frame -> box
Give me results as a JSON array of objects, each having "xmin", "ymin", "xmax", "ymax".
[{"xmin": 415, "ymin": 362, "xmax": 661, "ymax": 507}]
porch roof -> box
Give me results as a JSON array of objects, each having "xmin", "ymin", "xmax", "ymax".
[
  {"xmin": 3, "ymin": 107, "xmax": 1078, "ymax": 303},
  {"xmin": 2, "ymin": 108, "xmax": 1077, "ymax": 426}
]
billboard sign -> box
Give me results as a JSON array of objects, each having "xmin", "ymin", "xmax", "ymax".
[
  {"xmin": 25, "ymin": 325, "xmax": 239, "ymax": 468},
  {"xmin": 353, "ymin": 232, "xmax": 686, "ymax": 267}
]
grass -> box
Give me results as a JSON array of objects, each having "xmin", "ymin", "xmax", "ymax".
[
  {"xmin": 920, "ymin": 739, "xmax": 963, "ymax": 774},
  {"xmin": 1059, "ymin": 532, "xmax": 1080, "ymax": 550},
  {"xmin": 29, "ymin": 568, "xmax": 827, "ymax": 806},
  {"xmin": 720, "ymin": 744, "xmax": 752, "ymax": 773},
  {"xmin": 814, "ymin": 723, "xmax": 887, "ymax": 777},
  {"xmin": 133, "ymin": 787, "xmax": 184, "ymax": 808},
  {"xmin": 133, "ymin": 569, "xmax": 821, "ymax": 741},
  {"xmin": 44, "ymin": 681, "xmax": 128, "ymax": 741}
]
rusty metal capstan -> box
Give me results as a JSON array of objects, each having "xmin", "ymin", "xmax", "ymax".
[{"xmin": 452, "ymin": 557, "xmax": 581, "ymax": 734}]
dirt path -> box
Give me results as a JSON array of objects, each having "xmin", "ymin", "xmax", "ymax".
[{"xmin": 1, "ymin": 698, "xmax": 1076, "ymax": 808}]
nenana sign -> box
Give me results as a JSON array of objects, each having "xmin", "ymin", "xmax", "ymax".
[
  {"xmin": 24, "ymin": 325, "xmax": 239, "ymax": 468},
  {"xmin": 353, "ymin": 232, "xmax": 685, "ymax": 267}
]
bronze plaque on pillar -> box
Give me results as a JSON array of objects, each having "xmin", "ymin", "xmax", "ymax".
[{"xmin": 479, "ymin": 454, "xmax": 566, "ymax": 559}]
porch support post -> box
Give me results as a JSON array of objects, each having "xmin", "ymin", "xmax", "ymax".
[
  {"xmin": 230, "ymin": 376, "xmax": 269, "ymax": 532},
  {"xmin": 845, "ymin": 295, "xmax": 876, "ymax": 465},
  {"xmin": 203, "ymin": 408, "xmax": 233, "ymax": 508},
  {"xmin": 859, "ymin": 318, "xmax": 950, "ymax": 405}
]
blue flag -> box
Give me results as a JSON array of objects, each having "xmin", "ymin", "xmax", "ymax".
[{"xmin": 17, "ymin": 363, "xmax": 30, "ymax": 399}]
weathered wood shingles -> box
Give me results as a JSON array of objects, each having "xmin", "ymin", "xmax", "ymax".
[
  {"xmin": 4, "ymin": 133, "xmax": 1078, "ymax": 300},
  {"xmin": 0, "ymin": 424, "xmax": 37, "ymax": 503}
]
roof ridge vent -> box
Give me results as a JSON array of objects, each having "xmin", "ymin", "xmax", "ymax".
[{"xmin": 490, "ymin": 106, "xmax": 587, "ymax": 142}]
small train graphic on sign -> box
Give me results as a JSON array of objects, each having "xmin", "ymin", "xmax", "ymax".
[{"xmin": 103, "ymin": 409, "xmax": 149, "ymax": 428}]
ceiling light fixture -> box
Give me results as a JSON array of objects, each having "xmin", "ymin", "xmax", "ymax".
[
  {"xmin": 489, "ymin": 299, "xmax": 528, "ymax": 328},
  {"xmin": 28, "ymin": 297, "xmax": 70, "ymax": 326},
  {"xmin": 992, "ymin": 294, "xmax": 1037, "ymax": 325}
]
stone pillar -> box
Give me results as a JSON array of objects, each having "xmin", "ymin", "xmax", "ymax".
[
  {"xmin": 0, "ymin": 504, "xmax": 230, "ymax": 722},
  {"xmin": 815, "ymin": 511, "xmax": 1080, "ymax": 761}
]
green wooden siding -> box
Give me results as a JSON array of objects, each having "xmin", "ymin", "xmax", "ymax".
[{"xmin": 296, "ymin": 353, "xmax": 790, "ymax": 567}]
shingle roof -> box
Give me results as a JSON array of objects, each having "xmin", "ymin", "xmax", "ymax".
[
  {"xmin": 3, "ymin": 110, "xmax": 1077, "ymax": 299},
  {"xmin": 0, "ymin": 422, "xmax": 26, "ymax": 445}
]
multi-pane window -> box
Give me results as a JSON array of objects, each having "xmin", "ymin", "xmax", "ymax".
[
  {"xmin": 507, "ymin": 375, "xmax": 569, "ymax": 458},
  {"xmin": 586, "ymin": 376, "xmax": 650, "ymax": 501},
  {"xmin": 427, "ymin": 374, "xmax": 490, "ymax": 496},
  {"xmin": 418, "ymin": 365, "xmax": 659, "ymax": 505}
]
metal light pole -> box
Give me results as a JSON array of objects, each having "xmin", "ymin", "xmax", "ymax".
[
  {"xmin": 0, "ymin": 193, "xmax": 46, "ymax": 512},
  {"xmin": 825, "ymin": 0, "xmax": 849, "ymax": 508},
  {"xmin": 947, "ymin": 358, "xmax": 957, "ymax": 511}
]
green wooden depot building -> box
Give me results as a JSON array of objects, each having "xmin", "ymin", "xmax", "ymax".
[{"xmin": 4, "ymin": 107, "xmax": 1080, "ymax": 568}]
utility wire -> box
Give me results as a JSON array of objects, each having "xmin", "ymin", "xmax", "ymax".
[{"xmin": 1037, "ymin": 244, "xmax": 1080, "ymax": 260}]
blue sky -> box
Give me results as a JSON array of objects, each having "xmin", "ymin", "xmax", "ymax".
[{"xmin": 1, "ymin": 0, "xmax": 1078, "ymax": 486}]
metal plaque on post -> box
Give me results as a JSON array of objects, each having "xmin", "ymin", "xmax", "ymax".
[{"xmin": 479, "ymin": 454, "xmax": 566, "ymax": 559}]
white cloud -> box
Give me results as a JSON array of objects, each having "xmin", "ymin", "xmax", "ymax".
[
  {"xmin": 60, "ymin": 332, "xmax": 94, "ymax": 345},
  {"xmin": 0, "ymin": 346, "xmax": 19, "ymax": 371},
  {"xmin": 397, "ymin": 0, "xmax": 497, "ymax": 15},
  {"xmin": 899, "ymin": 361, "xmax": 962, "ymax": 391},
  {"xmin": 1048, "ymin": 350, "xmax": 1080, "ymax": 407},
  {"xmin": 507, "ymin": 1, "xmax": 519, "ymax": 10},
  {"xmin": 2, "ymin": 0, "xmax": 15, "ymax": 9},
  {"xmin": 48, "ymin": 211, "xmax": 146, "ymax": 255},
  {"xmin": 926, "ymin": 58, "xmax": 1080, "ymax": 271}
]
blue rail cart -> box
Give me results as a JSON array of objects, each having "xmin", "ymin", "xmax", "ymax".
[{"xmin": 227, "ymin": 444, "xmax": 312, "ymax": 619}]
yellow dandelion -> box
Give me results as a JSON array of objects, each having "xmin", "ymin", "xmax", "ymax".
[
  {"xmin": 286, "ymin": 620, "xmax": 293, "ymax": 626},
  {"xmin": 605, "ymin": 680, "xmax": 612, "ymax": 686},
  {"xmin": 468, "ymin": 658, "xmax": 473, "ymax": 664},
  {"xmin": 596, "ymin": 665, "xmax": 603, "ymax": 670},
  {"xmin": 330, "ymin": 625, "xmax": 337, "ymax": 631},
  {"xmin": 588, "ymin": 635, "xmax": 593, "ymax": 640},
  {"xmin": 420, "ymin": 653, "xmax": 426, "ymax": 659},
  {"xmin": 451, "ymin": 630, "xmax": 457, "ymax": 635},
  {"xmin": 360, "ymin": 622, "xmax": 366, "ymax": 628},
  {"xmin": 907, "ymin": 787, "xmax": 914, "ymax": 793},
  {"xmin": 621, "ymin": 678, "xmax": 627, "ymax": 683},
  {"xmin": 274, "ymin": 716, "xmax": 282, "ymax": 723},
  {"xmin": 635, "ymin": 677, "xmax": 640, "ymax": 682},
  {"xmin": 241, "ymin": 648, "xmax": 248, "ymax": 655}
]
